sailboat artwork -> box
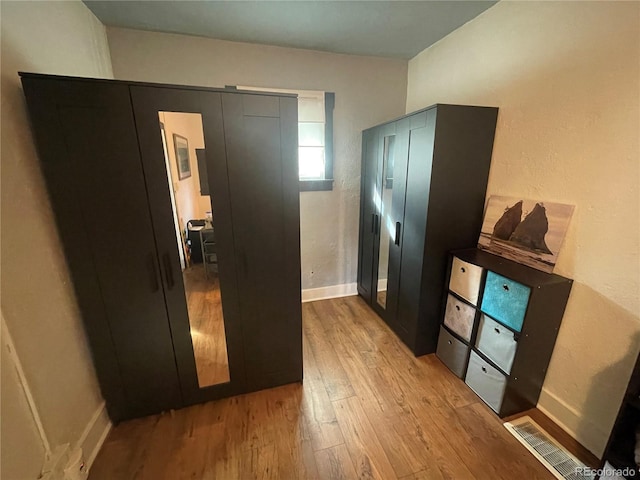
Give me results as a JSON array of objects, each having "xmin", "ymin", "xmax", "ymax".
[{"xmin": 478, "ymin": 196, "xmax": 574, "ymax": 273}]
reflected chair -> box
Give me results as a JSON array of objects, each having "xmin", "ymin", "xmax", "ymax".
[
  {"xmin": 186, "ymin": 219, "xmax": 206, "ymax": 264},
  {"xmin": 200, "ymin": 227, "xmax": 218, "ymax": 278}
]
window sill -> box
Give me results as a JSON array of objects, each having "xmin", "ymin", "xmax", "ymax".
[{"xmin": 299, "ymin": 179, "xmax": 334, "ymax": 192}]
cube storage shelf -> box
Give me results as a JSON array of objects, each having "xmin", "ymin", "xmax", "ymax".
[{"xmin": 436, "ymin": 248, "xmax": 573, "ymax": 417}]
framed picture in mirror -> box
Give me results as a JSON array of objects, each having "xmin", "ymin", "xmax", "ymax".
[{"xmin": 173, "ymin": 133, "xmax": 191, "ymax": 180}]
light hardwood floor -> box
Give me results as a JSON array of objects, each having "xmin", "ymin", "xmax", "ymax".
[
  {"xmin": 183, "ymin": 264, "xmax": 230, "ymax": 387},
  {"xmin": 89, "ymin": 296, "xmax": 597, "ymax": 479}
]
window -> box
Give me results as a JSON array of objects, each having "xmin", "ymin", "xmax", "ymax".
[
  {"xmin": 297, "ymin": 91, "xmax": 334, "ymax": 191},
  {"xmin": 236, "ymin": 86, "xmax": 335, "ymax": 191}
]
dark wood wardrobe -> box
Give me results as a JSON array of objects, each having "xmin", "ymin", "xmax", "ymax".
[
  {"xmin": 21, "ymin": 73, "xmax": 302, "ymax": 422},
  {"xmin": 357, "ymin": 104, "xmax": 498, "ymax": 356}
]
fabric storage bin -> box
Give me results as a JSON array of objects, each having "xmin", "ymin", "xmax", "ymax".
[
  {"xmin": 436, "ymin": 326, "xmax": 470, "ymax": 378},
  {"xmin": 480, "ymin": 271, "xmax": 530, "ymax": 332},
  {"xmin": 449, "ymin": 257, "xmax": 483, "ymax": 305},
  {"xmin": 475, "ymin": 314, "xmax": 517, "ymax": 374},
  {"xmin": 443, "ymin": 294, "xmax": 475, "ymax": 342},
  {"xmin": 465, "ymin": 350, "xmax": 507, "ymax": 413}
]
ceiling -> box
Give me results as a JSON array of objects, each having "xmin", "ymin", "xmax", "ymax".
[{"xmin": 83, "ymin": 1, "xmax": 497, "ymax": 59}]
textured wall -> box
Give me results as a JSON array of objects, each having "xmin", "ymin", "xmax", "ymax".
[
  {"xmin": 0, "ymin": 0, "xmax": 113, "ymax": 471},
  {"xmin": 106, "ymin": 27, "xmax": 408, "ymax": 290},
  {"xmin": 407, "ymin": 1, "xmax": 640, "ymax": 456}
]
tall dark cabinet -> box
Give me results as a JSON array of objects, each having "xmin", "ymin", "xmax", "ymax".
[
  {"xmin": 357, "ymin": 104, "xmax": 498, "ymax": 356},
  {"xmin": 21, "ymin": 73, "xmax": 302, "ymax": 421}
]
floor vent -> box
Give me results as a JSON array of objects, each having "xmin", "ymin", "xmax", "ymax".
[{"xmin": 504, "ymin": 416, "xmax": 595, "ymax": 480}]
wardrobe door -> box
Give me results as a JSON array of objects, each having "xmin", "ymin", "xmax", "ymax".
[
  {"xmin": 395, "ymin": 109, "xmax": 437, "ymax": 352},
  {"xmin": 357, "ymin": 128, "xmax": 379, "ymax": 302},
  {"xmin": 371, "ymin": 122, "xmax": 401, "ymax": 324},
  {"xmin": 220, "ymin": 92, "xmax": 302, "ymax": 390},
  {"xmin": 21, "ymin": 77, "xmax": 182, "ymax": 420},
  {"xmin": 384, "ymin": 116, "xmax": 411, "ymax": 329},
  {"xmin": 130, "ymin": 86, "xmax": 247, "ymax": 404}
]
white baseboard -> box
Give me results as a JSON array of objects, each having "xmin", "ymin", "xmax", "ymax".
[
  {"xmin": 86, "ymin": 420, "xmax": 111, "ymax": 470},
  {"xmin": 76, "ymin": 401, "xmax": 112, "ymax": 471},
  {"xmin": 301, "ymin": 282, "xmax": 358, "ymax": 303},
  {"xmin": 537, "ymin": 386, "xmax": 607, "ymax": 458},
  {"xmin": 40, "ymin": 444, "xmax": 70, "ymax": 480},
  {"xmin": 1, "ymin": 315, "xmax": 51, "ymax": 454}
]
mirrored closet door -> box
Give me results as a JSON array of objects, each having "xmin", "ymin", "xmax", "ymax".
[{"xmin": 131, "ymin": 87, "xmax": 247, "ymax": 405}]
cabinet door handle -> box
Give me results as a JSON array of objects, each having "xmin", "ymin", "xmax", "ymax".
[
  {"xmin": 371, "ymin": 213, "xmax": 375, "ymax": 233},
  {"xmin": 503, "ymin": 284, "xmax": 510, "ymax": 292},
  {"xmin": 394, "ymin": 222, "xmax": 401, "ymax": 245},
  {"xmin": 162, "ymin": 253, "xmax": 174, "ymax": 289},
  {"xmin": 147, "ymin": 254, "xmax": 159, "ymax": 293},
  {"xmin": 481, "ymin": 366, "xmax": 487, "ymax": 373}
]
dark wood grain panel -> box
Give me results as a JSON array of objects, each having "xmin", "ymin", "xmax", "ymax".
[
  {"xmin": 221, "ymin": 92, "xmax": 302, "ymax": 390},
  {"xmin": 357, "ymin": 129, "xmax": 380, "ymax": 302},
  {"xmin": 21, "ymin": 77, "xmax": 182, "ymax": 420},
  {"xmin": 385, "ymin": 116, "xmax": 412, "ymax": 334},
  {"xmin": 395, "ymin": 110, "xmax": 436, "ymax": 352}
]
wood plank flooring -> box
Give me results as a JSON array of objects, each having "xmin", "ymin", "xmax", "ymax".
[
  {"xmin": 182, "ymin": 264, "xmax": 230, "ymax": 387},
  {"xmin": 89, "ymin": 296, "xmax": 597, "ymax": 479}
]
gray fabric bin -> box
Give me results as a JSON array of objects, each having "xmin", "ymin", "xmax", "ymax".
[
  {"xmin": 436, "ymin": 326, "xmax": 470, "ymax": 378},
  {"xmin": 465, "ymin": 350, "xmax": 507, "ymax": 413}
]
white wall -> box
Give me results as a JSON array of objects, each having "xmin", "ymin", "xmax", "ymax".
[
  {"xmin": 406, "ymin": 1, "xmax": 640, "ymax": 457},
  {"xmin": 1, "ymin": 1, "xmax": 113, "ymax": 476},
  {"xmin": 106, "ymin": 27, "xmax": 408, "ymax": 291}
]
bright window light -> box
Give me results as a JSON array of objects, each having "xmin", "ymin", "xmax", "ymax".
[{"xmin": 299, "ymin": 147, "xmax": 325, "ymax": 179}]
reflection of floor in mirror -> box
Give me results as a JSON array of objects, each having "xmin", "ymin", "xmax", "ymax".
[
  {"xmin": 376, "ymin": 290, "xmax": 387, "ymax": 306},
  {"xmin": 182, "ymin": 263, "xmax": 230, "ymax": 387}
]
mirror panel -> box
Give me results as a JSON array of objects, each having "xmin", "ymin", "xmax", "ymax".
[
  {"xmin": 159, "ymin": 111, "xmax": 230, "ymax": 388},
  {"xmin": 376, "ymin": 135, "xmax": 395, "ymax": 309}
]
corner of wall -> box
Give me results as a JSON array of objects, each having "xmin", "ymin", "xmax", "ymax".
[
  {"xmin": 403, "ymin": 0, "xmax": 640, "ymax": 458},
  {"xmin": 1, "ymin": 2, "xmax": 115, "ymax": 477}
]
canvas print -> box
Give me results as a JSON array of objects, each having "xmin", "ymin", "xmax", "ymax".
[
  {"xmin": 478, "ymin": 196, "xmax": 574, "ymax": 272},
  {"xmin": 173, "ymin": 133, "xmax": 192, "ymax": 180}
]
